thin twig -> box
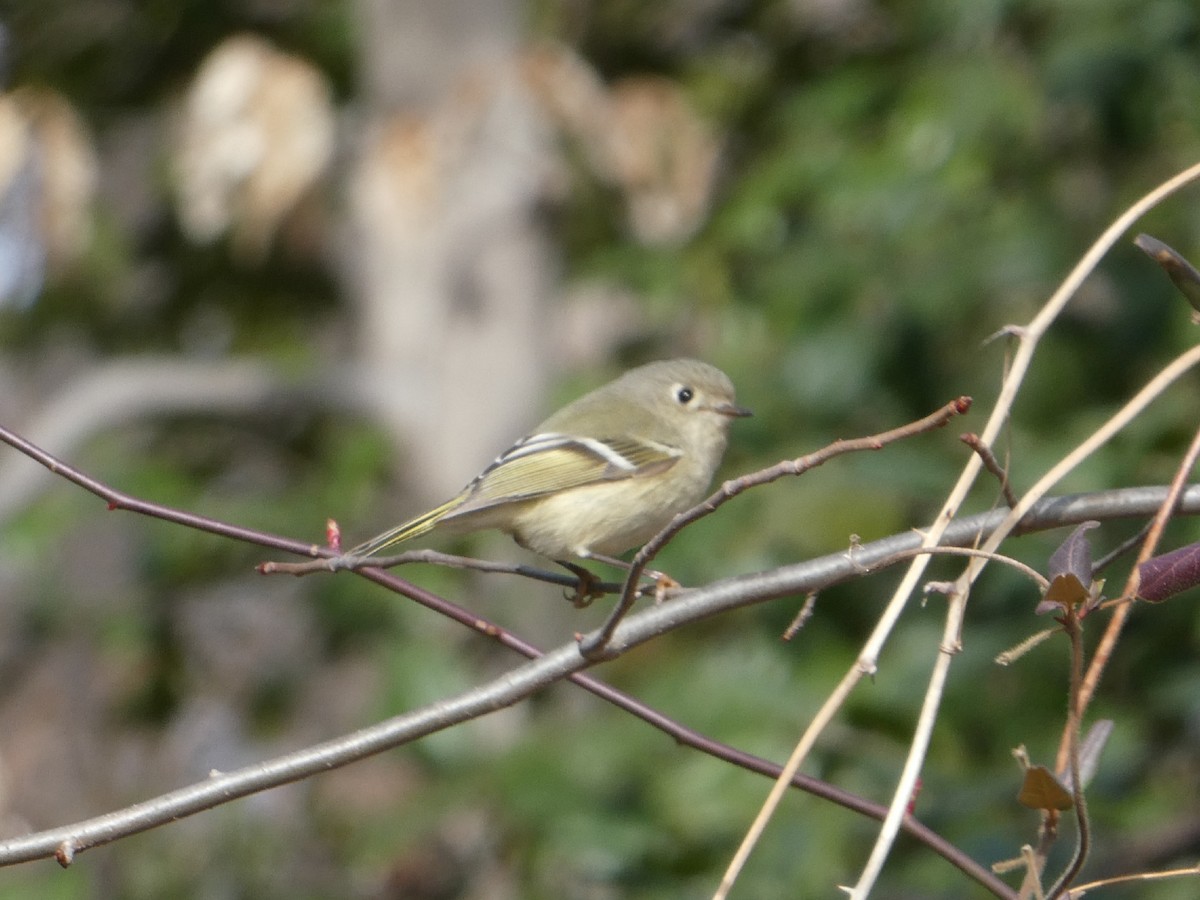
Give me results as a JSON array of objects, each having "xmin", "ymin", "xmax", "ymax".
[
  {"xmin": 583, "ymin": 396, "xmax": 972, "ymax": 657},
  {"xmin": 863, "ymin": 544, "xmax": 1050, "ymax": 592},
  {"xmin": 3, "ymin": 419, "xmax": 1197, "ymax": 643},
  {"xmin": 1069, "ymin": 860, "xmax": 1200, "ymax": 894},
  {"xmin": 0, "ymin": 422, "xmax": 1022, "ymax": 895},
  {"xmin": 3, "ymin": 426, "xmax": 1200, "ymax": 897},
  {"xmin": 854, "ymin": 345, "xmax": 1200, "ymax": 900},
  {"xmin": 0, "ymin": 423, "xmax": 320, "ymax": 554},
  {"xmin": 844, "ymin": 343, "xmax": 1200, "ymax": 900},
  {"xmin": 962, "ymin": 432, "xmax": 1018, "ymax": 508},
  {"xmin": 1044, "ymin": 610, "xmax": 1090, "ymax": 900},
  {"xmin": 1055, "ymin": 418, "xmax": 1200, "ymax": 774},
  {"xmin": 262, "ymin": 548, "xmax": 606, "ymax": 592},
  {"xmin": 1090, "ymin": 521, "xmax": 1153, "ymax": 574},
  {"xmin": 782, "ymin": 592, "xmax": 818, "ymax": 641},
  {"xmin": 762, "ymin": 160, "xmax": 1200, "ymax": 900}
]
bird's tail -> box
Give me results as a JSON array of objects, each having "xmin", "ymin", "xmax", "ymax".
[{"xmin": 348, "ymin": 492, "xmax": 467, "ymax": 558}]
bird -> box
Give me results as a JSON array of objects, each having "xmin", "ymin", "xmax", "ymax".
[{"xmin": 348, "ymin": 359, "xmax": 750, "ymax": 584}]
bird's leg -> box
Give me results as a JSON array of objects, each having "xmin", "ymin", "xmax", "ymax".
[
  {"xmin": 558, "ymin": 561, "xmax": 606, "ymax": 608},
  {"xmin": 582, "ymin": 553, "xmax": 681, "ymax": 603}
]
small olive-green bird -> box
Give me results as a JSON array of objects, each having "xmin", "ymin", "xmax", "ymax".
[{"xmin": 350, "ymin": 359, "xmax": 750, "ymax": 566}]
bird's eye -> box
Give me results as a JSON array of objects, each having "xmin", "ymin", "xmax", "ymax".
[{"xmin": 676, "ymin": 385, "xmax": 694, "ymax": 404}]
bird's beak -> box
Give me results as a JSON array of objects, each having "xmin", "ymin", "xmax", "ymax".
[{"xmin": 716, "ymin": 401, "xmax": 753, "ymax": 418}]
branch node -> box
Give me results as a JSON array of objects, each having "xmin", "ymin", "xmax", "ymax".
[
  {"xmin": 984, "ymin": 324, "xmax": 1027, "ymax": 344},
  {"xmin": 576, "ymin": 631, "xmax": 618, "ymax": 661},
  {"xmin": 961, "ymin": 432, "xmax": 1017, "ymax": 507},
  {"xmin": 845, "ymin": 535, "xmax": 869, "ymax": 573}
]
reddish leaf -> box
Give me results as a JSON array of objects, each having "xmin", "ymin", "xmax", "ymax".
[
  {"xmin": 1135, "ymin": 233, "xmax": 1200, "ymax": 314},
  {"xmin": 1039, "ymin": 522, "xmax": 1098, "ymax": 614},
  {"xmin": 1048, "ymin": 522, "xmax": 1098, "ymax": 585},
  {"xmin": 1137, "ymin": 542, "xmax": 1200, "ymax": 602}
]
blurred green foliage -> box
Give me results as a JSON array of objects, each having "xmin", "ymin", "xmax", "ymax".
[{"xmin": 3, "ymin": 0, "xmax": 1200, "ymax": 897}]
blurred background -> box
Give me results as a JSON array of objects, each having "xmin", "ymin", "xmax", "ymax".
[{"xmin": 2, "ymin": 0, "xmax": 1200, "ymax": 897}]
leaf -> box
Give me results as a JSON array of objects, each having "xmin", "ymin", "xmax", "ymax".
[
  {"xmin": 1039, "ymin": 522, "xmax": 1098, "ymax": 613},
  {"xmin": 1039, "ymin": 574, "xmax": 1089, "ymax": 614},
  {"xmin": 1017, "ymin": 721, "xmax": 1114, "ymax": 815},
  {"xmin": 1017, "ymin": 764, "xmax": 1074, "ymax": 811},
  {"xmin": 1069, "ymin": 719, "xmax": 1114, "ymax": 789},
  {"xmin": 1047, "ymin": 521, "xmax": 1098, "ymax": 585},
  {"xmin": 1134, "ymin": 233, "xmax": 1200, "ymax": 314},
  {"xmin": 1137, "ymin": 541, "xmax": 1200, "ymax": 602}
]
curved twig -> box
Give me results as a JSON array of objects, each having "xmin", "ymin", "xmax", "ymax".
[{"xmin": 583, "ymin": 396, "xmax": 972, "ymax": 655}]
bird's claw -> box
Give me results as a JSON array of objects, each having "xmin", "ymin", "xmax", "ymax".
[
  {"xmin": 633, "ymin": 569, "xmax": 680, "ymax": 603},
  {"xmin": 559, "ymin": 562, "xmax": 605, "ymax": 607}
]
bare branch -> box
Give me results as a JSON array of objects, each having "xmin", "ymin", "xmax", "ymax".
[
  {"xmin": 262, "ymin": 548, "xmax": 600, "ymax": 592},
  {"xmin": 0, "ymin": 358, "xmax": 374, "ymax": 525},
  {"xmin": 583, "ymin": 396, "xmax": 973, "ymax": 656},
  {"xmin": 3, "ymin": 424, "xmax": 1200, "ymax": 897},
  {"xmin": 781, "ymin": 592, "xmax": 818, "ymax": 641},
  {"xmin": 761, "ymin": 159, "xmax": 1200, "ymax": 900}
]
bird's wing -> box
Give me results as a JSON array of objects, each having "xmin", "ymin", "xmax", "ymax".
[{"xmin": 446, "ymin": 432, "xmax": 680, "ymax": 518}]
